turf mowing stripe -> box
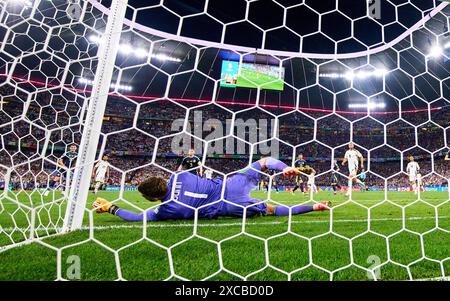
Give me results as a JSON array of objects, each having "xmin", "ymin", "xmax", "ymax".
[
  {"xmin": 2, "ymin": 215, "xmax": 449, "ymax": 232},
  {"xmin": 413, "ymin": 276, "xmax": 450, "ymax": 281}
]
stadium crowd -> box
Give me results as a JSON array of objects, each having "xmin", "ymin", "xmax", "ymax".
[{"xmin": 1, "ymin": 87, "xmax": 450, "ymax": 191}]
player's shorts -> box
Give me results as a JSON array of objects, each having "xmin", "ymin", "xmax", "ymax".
[
  {"xmin": 348, "ymin": 164, "xmax": 358, "ymax": 176},
  {"xmin": 295, "ymin": 175, "xmax": 303, "ymax": 183},
  {"xmin": 220, "ymin": 161, "xmax": 267, "ymax": 217},
  {"xmin": 95, "ymin": 173, "xmax": 106, "ymax": 183},
  {"xmin": 409, "ymin": 174, "xmax": 417, "ymax": 182}
]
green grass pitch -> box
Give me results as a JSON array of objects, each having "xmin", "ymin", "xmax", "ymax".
[
  {"xmin": 237, "ymin": 69, "xmax": 284, "ymax": 91},
  {"xmin": 0, "ymin": 190, "xmax": 449, "ymax": 281}
]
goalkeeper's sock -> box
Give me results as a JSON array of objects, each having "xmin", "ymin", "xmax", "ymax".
[{"xmin": 274, "ymin": 205, "xmax": 314, "ymax": 216}]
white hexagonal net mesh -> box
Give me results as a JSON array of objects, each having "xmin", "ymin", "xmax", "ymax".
[{"xmin": 0, "ymin": 0, "xmax": 449, "ymax": 281}]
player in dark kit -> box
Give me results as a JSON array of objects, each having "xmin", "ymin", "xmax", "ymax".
[
  {"xmin": 267, "ymin": 169, "xmax": 280, "ymax": 193},
  {"xmin": 292, "ymin": 154, "xmax": 315, "ymax": 195},
  {"xmin": 331, "ymin": 159, "xmax": 342, "ymax": 195},
  {"xmin": 51, "ymin": 144, "xmax": 78, "ymax": 188},
  {"xmin": 93, "ymin": 157, "xmax": 330, "ymax": 221},
  {"xmin": 178, "ymin": 148, "xmax": 203, "ymax": 177}
]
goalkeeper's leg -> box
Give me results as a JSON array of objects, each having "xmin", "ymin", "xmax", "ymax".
[{"xmin": 266, "ymin": 201, "xmax": 330, "ymax": 216}]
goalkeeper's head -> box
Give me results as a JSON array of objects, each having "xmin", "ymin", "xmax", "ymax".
[{"xmin": 138, "ymin": 177, "xmax": 168, "ymax": 201}]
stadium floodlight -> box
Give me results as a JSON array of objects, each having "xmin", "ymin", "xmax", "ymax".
[
  {"xmin": 150, "ymin": 53, "xmax": 182, "ymax": 62},
  {"xmin": 348, "ymin": 102, "xmax": 386, "ymax": 109},
  {"xmin": 7, "ymin": 0, "xmax": 32, "ymax": 6},
  {"xmin": 88, "ymin": 35, "xmax": 101, "ymax": 43},
  {"xmin": 321, "ymin": 69, "xmax": 387, "ymax": 80},
  {"xmin": 119, "ymin": 44, "xmax": 133, "ymax": 55},
  {"xmin": 344, "ymin": 71, "xmax": 355, "ymax": 80},
  {"xmin": 355, "ymin": 71, "xmax": 372, "ymax": 79},
  {"xmin": 319, "ymin": 73, "xmax": 345, "ymax": 78},
  {"xmin": 110, "ymin": 83, "xmax": 133, "ymax": 91},
  {"xmin": 135, "ymin": 48, "xmax": 148, "ymax": 58},
  {"xmin": 373, "ymin": 68, "xmax": 388, "ymax": 77},
  {"xmin": 78, "ymin": 77, "xmax": 132, "ymax": 91},
  {"xmin": 428, "ymin": 45, "xmax": 444, "ymax": 58},
  {"xmin": 88, "ymin": 35, "xmax": 182, "ymax": 62}
]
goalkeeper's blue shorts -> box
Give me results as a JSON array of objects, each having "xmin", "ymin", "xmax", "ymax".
[{"xmin": 219, "ymin": 162, "xmax": 267, "ymax": 218}]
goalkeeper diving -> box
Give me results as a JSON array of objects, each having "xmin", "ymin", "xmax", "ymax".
[{"xmin": 93, "ymin": 157, "xmax": 330, "ymax": 221}]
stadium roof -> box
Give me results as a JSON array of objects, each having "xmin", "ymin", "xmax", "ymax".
[{"xmin": 2, "ymin": 0, "xmax": 450, "ymax": 112}]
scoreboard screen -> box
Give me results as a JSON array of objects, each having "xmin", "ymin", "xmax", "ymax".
[{"xmin": 220, "ymin": 60, "xmax": 285, "ymax": 91}]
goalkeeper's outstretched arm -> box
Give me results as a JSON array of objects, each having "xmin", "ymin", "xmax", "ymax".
[
  {"xmin": 93, "ymin": 198, "xmax": 157, "ymax": 222},
  {"xmin": 93, "ymin": 197, "xmax": 331, "ymax": 221},
  {"xmin": 257, "ymin": 157, "xmax": 299, "ymax": 177}
]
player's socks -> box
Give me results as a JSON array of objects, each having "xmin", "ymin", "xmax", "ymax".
[
  {"xmin": 357, "ymin": 181, "xmax": 365, "ymax": 191},
  {"xmin": 274, "ymin": 205, "xmax": 314, "ymax": 216},
  {"xmin": 94, "ymin": 182, "xmax": 101, "ymax": 194},
  {"xmin": 347, "ymin": 179, "xmax": 352, "ymax": 195}
]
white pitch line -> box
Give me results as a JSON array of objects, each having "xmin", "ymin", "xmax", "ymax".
[
  {"xmin": 413, "ymin": 276, "xmax": 450, "ymax": 281},
  {"xmin": 1, "ymin": 215, "xmax": 449, "ymax": 232}
]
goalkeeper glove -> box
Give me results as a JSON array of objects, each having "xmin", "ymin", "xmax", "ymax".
[{"xmin": 93, "ymin": 198, "xmax": 119, "ymax": 215}]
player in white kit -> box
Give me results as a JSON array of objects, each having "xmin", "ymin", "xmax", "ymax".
[
  {"xmin": 93, "ymin": 154, "xmax": 110, "ymax": 195},
  {"xmin": 204, "ymin": 169, "xmax": 213, "ymax": 179},
  {"xmin": 406, "ymin": 155, "xmax": 420, "ymax": 194},
  {"xmin": 342, "ymin": 142, "xmax": 366, "ymax": 196},
  {"xmin": 307, "ymin": 172, "xmax": 318, "ymax": 194}
]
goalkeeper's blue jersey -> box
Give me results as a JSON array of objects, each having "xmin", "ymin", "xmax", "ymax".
[{"xmin": 150, "ymin": 172, "xmax": 224, "ymax": 220}]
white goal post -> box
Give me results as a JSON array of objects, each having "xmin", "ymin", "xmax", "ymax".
[{"xmin": 62, "ymin": 0, "xmax": 129, "ymax": 232}]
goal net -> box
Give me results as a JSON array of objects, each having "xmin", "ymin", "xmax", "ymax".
[{"xmin": 0, "ymin": 0, "xmax": 449, "ymax": 281}]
